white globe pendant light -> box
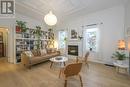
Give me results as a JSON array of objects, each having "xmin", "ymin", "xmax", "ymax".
[{"xmin": 44, "ymin": 11, "xmax": 57, "ymax": 26}]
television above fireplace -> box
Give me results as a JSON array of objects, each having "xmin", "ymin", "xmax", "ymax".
[{"xmin": 68, "ymin": 45, "xmax": 78, "ymax": 56}]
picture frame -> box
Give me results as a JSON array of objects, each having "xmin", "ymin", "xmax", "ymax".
[{"xmin": 70, "ymin": 29, "xmax": 78, "ymax": 40}]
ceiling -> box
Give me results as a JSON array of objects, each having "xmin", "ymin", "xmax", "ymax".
[{"xmin": 16, "ymin": 0, "xmax": 128, "ymax": 21}]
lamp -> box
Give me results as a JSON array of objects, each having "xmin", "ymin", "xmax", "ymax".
[
  {"xmin": 44, "ymin": 11, "xmax": 57, "ymax": 26},
  {"xmin": 118, "ymin": 40, "xmax": 125, "ymax": 50}
]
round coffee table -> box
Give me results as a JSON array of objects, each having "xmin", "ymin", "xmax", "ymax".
[
  {"xmin": 49, "ymin": 56, "xmax": 68, "ymax": 68},
  {"xmin": 113, "ymin": 62, "xmax": 129, "ymax": 74}
]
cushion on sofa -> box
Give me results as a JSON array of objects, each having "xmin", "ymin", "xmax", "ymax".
[
  {"xmin": 25, "ymin": 51, "xmax": 34, "ymax": 57},
  {"xmin": 51, "ymin": 48, "xmax": 57, "ymax": 53},
  {"xmin": 31, "ymin": 49, "xmax": 41, "ymax": 56},
  {"xmin": 31, "ymin": 50, "xmax": 37, "ymax": 56},
  {"xmin": 37, "ymin": 49, "xmax": 41, "ymax": 56},
  {"xmin": 40, "ymin": 49, "xmax": 47, "ymax": 56},
  {"xmin": 31, "ymin": 55, "xmax": 51, "ymax": 64},
  {"xmin": 46, "ymin": 48, "xmax": 52, "ymax": 53},
  {"xmin": 47, "ymin": 48, "xmax": 57, "ymax": 53}
]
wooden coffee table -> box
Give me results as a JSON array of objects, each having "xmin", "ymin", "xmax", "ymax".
[{"xmin": 49, "ymin": 56, "xmax": 68, "ymax": 68}]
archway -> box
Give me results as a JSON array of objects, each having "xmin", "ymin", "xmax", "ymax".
[{"xmin": 0, "ymin": 27, "xmax": 9, "ymax": 61}]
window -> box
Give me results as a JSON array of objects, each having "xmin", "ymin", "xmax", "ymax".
[
  {"xmin": 58, "ymin": 31, "xmax": 66, "ymax": 49},
  {"xmin": 86, "ymin": 28, "xmax": 98, "ymax": 52}
]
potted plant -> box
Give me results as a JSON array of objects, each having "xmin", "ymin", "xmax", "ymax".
[
  {"xmin": 78, "ymin": 35, "xmax": 83, "ymax": 40},
  {"xmin": 112, "ymin": 51, "xmax": 127, "ymax": 64},
  {"xmin": 16, "ymin": 20, "xmax": 28, "ymax": 33},
  {"xmin": 33, "ymin": 26, "xmax": 42, "ymax": 49}
]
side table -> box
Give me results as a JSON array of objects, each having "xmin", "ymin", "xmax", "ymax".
[{"xmin": 113, "ymin": 62, "xmax": 129, "ymax": 74}]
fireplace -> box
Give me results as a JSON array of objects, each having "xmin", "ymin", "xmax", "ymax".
[{"xmin": 68, "ymin": 45, "xmax": 78, "ymax": 56}]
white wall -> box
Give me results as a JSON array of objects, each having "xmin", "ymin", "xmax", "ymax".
[
  {"xmin": 125, "ymin": 0, "xmax": 130, "ymax": 29},
  {"xmin": 56, "ymin": 5, "xmax": 125, "ymax": 64},
  {"xmin": 125, "ymin": 0, "xmax": 130, "ymax": 72},
  {"xmin": 16, "ymin": 13, "xmax": 46, "ymax": 29}
]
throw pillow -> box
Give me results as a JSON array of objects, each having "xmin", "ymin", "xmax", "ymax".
[
  {"xmin": 37, "ymin": 49, "xmax": 41, "ymax": 56},
  {"xmin": 40, "ymin": 49, "xmax": 47, "ymax": 56},
  {"xmin": 31, "ymin": 50, "xmax": 38, "ymax": 56},
  {"xmin": 25, "ymin": 51, "xmax": 34, "ymax": 57},
  {"xmin": 46, "ymin": 48, "xmax": 52, "ymax": 53},
  {"xmin": 51, "ymin": 48, "xmax": 57, "ymax": 53}
]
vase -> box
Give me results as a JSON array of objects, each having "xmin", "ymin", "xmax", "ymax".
[{"xmin": 116, "ymin": 60, "xmax": 123, "ymax": 65}]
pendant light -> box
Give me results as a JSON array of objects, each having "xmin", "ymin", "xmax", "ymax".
[{"xmin": 44, "ymin": 11, "xmax": 57, "ymax": 26}]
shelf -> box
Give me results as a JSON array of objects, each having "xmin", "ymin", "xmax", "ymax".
[
  {"xmin": 16, "ymin": 44, "xmax": 29, "ymax": 45},
  {"xmin": 15, "ymin": 27, "xmax": 55, "ymax": 63},
  {"xmin": 16, "ymin": 38, "xmax": 49, "ymax": 40}
]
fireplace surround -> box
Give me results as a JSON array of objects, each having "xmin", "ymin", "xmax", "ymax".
[{"xmin": 68, "ymin": 45, "xmax": 78, "ymax": 56}]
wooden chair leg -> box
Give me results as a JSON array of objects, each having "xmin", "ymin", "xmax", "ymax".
[
  {"xmin": 59, "ymin": 69, "xmax": 63, "ymax": 78},
  {"xmin": 50, "ymin": 62, "xmax": 53, "ymax": 68},
  {"xmin": 64, "ymin": 79, "xmax": 67, "ymax": 87},
  {"xmin": 63, "ymin": 62, "xmax": 66, "ymax": 66},
  {"xmin": 28, "ymin": 65, "xmax": 31, "ymax": 69},
  {"xmin": 86, "ymin": 63, "xmax": 89, "ymax": 69},
  {"xmin": 79, "ymin": 74, "xmax": 83, "ymax": 87}
]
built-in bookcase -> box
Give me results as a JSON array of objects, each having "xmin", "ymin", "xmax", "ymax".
[{"xmin": 15, "ymin": 28, "xmax": 54, "ymax": 63}]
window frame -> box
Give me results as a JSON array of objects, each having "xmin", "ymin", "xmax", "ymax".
[{"xmin": 58, "ymin": 30, "xmax": 66, "ymax": 49}]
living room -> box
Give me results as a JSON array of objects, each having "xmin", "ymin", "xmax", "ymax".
[{"xmin": 0, "ymin": 0, "xmax": 130, "ymax": 87}]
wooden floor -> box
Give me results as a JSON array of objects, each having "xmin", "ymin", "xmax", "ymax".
[{"xmin": 0, "ymin": 58, "xmax": 130, "ymax": 87}]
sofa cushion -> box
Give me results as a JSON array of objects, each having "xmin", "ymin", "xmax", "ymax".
[
  {"xmin": 51, "ymin": 48, "xmax": 57, "ymax": 53},
  {"xmin": 43, "ymin": 52, "xmax": 59, "ymax": 58},
  {"xmin": 47, "ymin": 48, "xmax": 57, "ymax": 53},
  {"xmin": 37, "ymin": 49, "xmax": 41, "ymax": 56},
  {"xmin": 40, "ymin": 49, "xmax": 47, "ymax": 56},
  {"xmin": 31, "ymin": 49, "xmax": 41, "ymax": 56},
  {"xmin": 31, "ymin": 50, "xmax": 38, "ymax": 56},
  {"xmin": 25, "ymin": 51, "xmax": 34, "ymax": 57},
  {"xmin": 46, "ymin": 48, "xmax": 52, "ymax": 53},
  {"xmin": 31, "ymin": 55, "xmax": 51, "ymax": 64}
]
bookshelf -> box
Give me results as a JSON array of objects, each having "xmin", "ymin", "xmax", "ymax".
[{"xmin": 15, "ymin": 28, "xmax": 54, "ymax": 63}]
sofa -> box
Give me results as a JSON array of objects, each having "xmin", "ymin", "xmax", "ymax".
[{"xmin": 21, "ymin": 48, "xmax": 60, "ymax": 68}]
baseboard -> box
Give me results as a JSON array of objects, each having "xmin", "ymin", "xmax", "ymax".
[{"xmin": 88, "ymin": 59, "xmax": 105, "ymax": 64}]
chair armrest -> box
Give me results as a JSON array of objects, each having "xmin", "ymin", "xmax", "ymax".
[{"xmin": 21, "ymin": 52, "xmax": 31, "ymax": 67}]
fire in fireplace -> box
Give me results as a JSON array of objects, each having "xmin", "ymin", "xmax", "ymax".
[{"xmin": 68, "ymin": 45, "xmax": 78, "ymax": 56}]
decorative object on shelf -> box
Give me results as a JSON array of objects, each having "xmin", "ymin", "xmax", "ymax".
[
  {"xmin": 78, "ymin": 35, "xmax": 83, "ymax": 40},
  {"xmin": 48, "ymin": 28, "xmax": 54, "ymax": 39},
  {"xmin": 48, "ymin": 28, "xmax": 54, "ymax": 48},
  {"xmin": 33, "ymin": 26, "xmax": 42, "ymax": 49},
  {"xmin": 112, "ymin": 51, "xmax": 127, "ymax": 65},
  {"xmin": 70, "ymin": 29, "xmax": 78, "ymax": 40},
  {"xmin": 16, "ymin": 20, "xmax": 28, "ymax": 33},
  {"xmin": 118, "ymin": 40, "xmax": 125, "ymax": 50},
  {"xmin": 44, "ymin": 11, "xmax": 57, "ymax": 26}
]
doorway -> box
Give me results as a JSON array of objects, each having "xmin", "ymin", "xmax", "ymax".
[
  {"xmin": 0, "ymin": 28, "xmax": 8, "ymax": 58},
  {"xmin": 83, "ymin": 26, "xmax": 101, "ymax": 62}
]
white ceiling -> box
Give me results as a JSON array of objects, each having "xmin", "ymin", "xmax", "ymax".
[{"xmin": 16, "ymin": 0, "xmax": 128, "ymax": 21}]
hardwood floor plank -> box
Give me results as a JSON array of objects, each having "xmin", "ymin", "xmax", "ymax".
[{"xmin": 0, "ymin": 58, "xmax": 130, "ymax": 87}]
